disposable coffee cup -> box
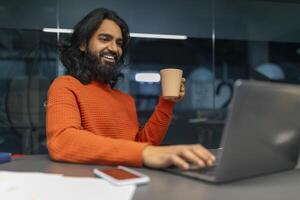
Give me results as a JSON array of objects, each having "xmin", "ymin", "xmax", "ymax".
[{"xmin": 160, "ymin": 68, "xmax": 183, "ymax": 99}]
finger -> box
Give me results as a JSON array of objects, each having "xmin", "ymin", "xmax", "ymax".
[
  {"xmin": 170, "ymin": 154, "xmax": 190, "ymax": 170},
  {"xmin": 180, "ymin": 84, "xmax": 185, "ymax": 93},
  {"xmin": 181, "ymin": 77, "xmax": 186, "ymax": 83},
  {"xmin": 180, "ymin": 80, "xmax": 186, "ymax": 88},
  {"xmin": 180, "ymin": 85, "xmax": 185, "ymax": 91},
  {"xmin": 180, "ymin": 150, "xmax": 205, "ymax": 168},
  {"xmin": 180, "ymin": 87, "xmax": 185, "ymax": 93},
  {"xmin": 191, "ymin": 145, "xmax": 215, "ymax": 166},
  {"xmin": 180, "ymin": 84, "xmax": 185, "ymax": 90},
  {"xmin": 181, "ymin": 80, "xmax": 186, "ymax": 87},
  {"xmin": 195, "ymin": 144, "xmax": 216, "ymax": 160},
  {"xmin": 191, "ymin": 150, "xmax": 212, "ymax": 167}
]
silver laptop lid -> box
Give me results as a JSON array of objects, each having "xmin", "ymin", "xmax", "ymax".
[{"xmin": 215, "ymin": 80, "xmax": 300, "ymax": 182}]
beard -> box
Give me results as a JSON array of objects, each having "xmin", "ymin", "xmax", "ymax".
[{"xmin": 81, "ymin": 49, "xmax": 122, "ymax": 84}]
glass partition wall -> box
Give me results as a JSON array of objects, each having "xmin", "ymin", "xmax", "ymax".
[
  {"xmin": 0, "ymin": 0, "xmax": 300, "ymax": 153},
  {"xmin": 0, "ymin": 1, "xmax": 58, "ymax": 154}
]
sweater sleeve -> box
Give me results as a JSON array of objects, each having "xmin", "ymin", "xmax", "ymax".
[
  {"xmin": 46, "ymin": 78, "xmax": 148, "ymax": 167},
  {"xmin": 134, "ymin": 96, "xmax": 176, "ymax": 145}
]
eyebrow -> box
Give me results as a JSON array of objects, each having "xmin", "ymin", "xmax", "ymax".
[{"xmin": 98, "ymin": 33, "xmax": 123, "ymax": 41}]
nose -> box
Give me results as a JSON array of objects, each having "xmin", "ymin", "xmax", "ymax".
[{"xmin": 107, "ymin": 41, "xmax": 118, "ymax": 53}]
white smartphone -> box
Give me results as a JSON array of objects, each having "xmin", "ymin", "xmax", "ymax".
[{"xmin": 93, "ymin": 166, "xmax": 150, "ymax": 186}]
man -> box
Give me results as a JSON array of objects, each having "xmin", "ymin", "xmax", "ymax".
[{"xmin": 46, "ymin": 8, "xmax": 215, "ymax": 170}]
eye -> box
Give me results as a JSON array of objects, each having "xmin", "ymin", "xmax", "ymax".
[
  {"xmin": 116, "ymin": 41, "xmax": 123, "ymax": 47},
  {"xmin": 99, "ymin": 36, "xmax": 109, "ymax": 42}
]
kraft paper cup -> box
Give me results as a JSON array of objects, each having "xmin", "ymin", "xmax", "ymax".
[{"xmin": 160, "ymin": 68, "xmax": 183, "ymax": 99}]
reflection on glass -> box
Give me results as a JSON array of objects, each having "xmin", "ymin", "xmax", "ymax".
[{"xmin": 0, "ymin": 29, "xmax": 57, "ymax": 154}]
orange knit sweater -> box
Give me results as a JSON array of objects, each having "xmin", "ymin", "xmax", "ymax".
[{"xmin": 46, "ymin": 75, "xmax": 175, "ymax": 167}]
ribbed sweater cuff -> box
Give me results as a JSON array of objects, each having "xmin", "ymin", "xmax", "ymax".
[
  {"xmin": 157, "ymin": 96, "xmax": 176, "ymax": 113},
  {"xmin": 125, "ymin": 142, "xmax": 150, "ymax": 167}
]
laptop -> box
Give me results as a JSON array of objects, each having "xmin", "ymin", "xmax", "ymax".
[{"xmin": 165, "ymin": 79, "xmax": 300, "ymax": 183}]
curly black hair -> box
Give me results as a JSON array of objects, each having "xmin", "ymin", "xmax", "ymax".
[{"xmin": 59, "ymin": 8, "xmax": 130, "ymax": 87}]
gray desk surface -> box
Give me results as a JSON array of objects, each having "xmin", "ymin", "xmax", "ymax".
[{"xmin": 1, "ymin": 155, "xmax": 300, "ymax": 200}]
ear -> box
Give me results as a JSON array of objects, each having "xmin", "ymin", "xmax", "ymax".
[{"xmin": 79, "ymin": 42, "xmax": 86, "ymax": 52}]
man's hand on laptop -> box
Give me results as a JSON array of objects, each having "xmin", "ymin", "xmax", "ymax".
[{"xmin": 142, "ymin": 144, "xmax": 216, "ymax": 170}]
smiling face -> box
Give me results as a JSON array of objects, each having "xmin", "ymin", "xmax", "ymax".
[{"xmin": 81, "ymin": 19, "xmax": 124, "ymax": 66}]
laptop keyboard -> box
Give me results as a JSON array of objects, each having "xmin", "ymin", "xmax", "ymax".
[
  {"xmin": 166, "ymin": 165, "xmax": 217, "ymax": 177},
  {"xmin": 190, "ymin": 165, "xmax": 217, "ymax": 175},
  {"xmin": 188, "ymin": 161, "xmax": 218, "ymax": 170}
]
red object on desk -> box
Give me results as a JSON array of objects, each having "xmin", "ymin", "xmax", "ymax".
[{"xmin": 11, "ymin": 154, "xmax": 24, "ymax": 159}]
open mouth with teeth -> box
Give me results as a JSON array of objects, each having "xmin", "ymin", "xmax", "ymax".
[{"xmin": 101, "ymin": 54, "xmax": 118, "ymax": 64}]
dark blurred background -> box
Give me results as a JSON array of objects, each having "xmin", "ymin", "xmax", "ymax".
[{"xmin": 1, "ymin": 0, "xmax": 300, "ymax": 154}]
